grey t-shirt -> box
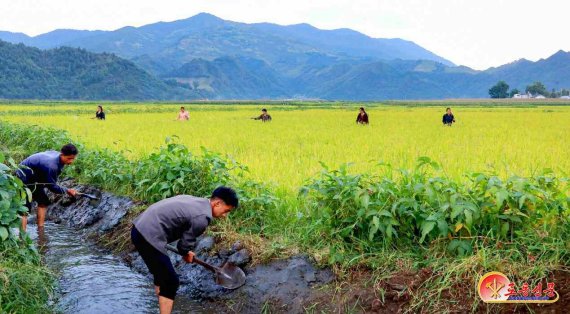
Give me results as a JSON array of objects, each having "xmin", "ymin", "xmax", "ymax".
[{"xmin": 133, "ymin": 195, "xmax": 212, "ymax": 255}]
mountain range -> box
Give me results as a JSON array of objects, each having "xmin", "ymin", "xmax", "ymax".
[
  {"xmin": 0, "ymin": 40, "xmax": 195, "ymax": 100},
  {"xmin": 1, "ymin": 13, "xmax": 569, "ymax": 100}
]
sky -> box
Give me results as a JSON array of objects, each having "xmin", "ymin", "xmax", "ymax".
[{"xmin": 1, "ymin": 0, "xmax": 568, "ymax": 70}]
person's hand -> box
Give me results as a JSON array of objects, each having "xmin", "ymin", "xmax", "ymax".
[
  {"xmin": 183, "ymin": 251, "xmax": 195, "ymax": 263},
  {"xmin": 67, "ymin": 189, "xmax": 78, "ymax": 197}
]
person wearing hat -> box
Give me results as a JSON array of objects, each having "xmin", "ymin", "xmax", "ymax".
[{"xmin": 131, "ymin": 186, "xmax": 239, "ymax": 314}]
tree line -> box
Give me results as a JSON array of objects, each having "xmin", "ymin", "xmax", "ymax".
[{"xmin": 489, "ymin": 80, "xmax": 570, "ymax": 98}]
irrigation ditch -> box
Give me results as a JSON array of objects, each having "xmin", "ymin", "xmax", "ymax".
[{"xmin": 33, "ymin": 179, "xmax": 336, "ymax": 313}]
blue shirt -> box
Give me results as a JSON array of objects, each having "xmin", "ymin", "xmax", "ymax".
[
  {"xmin": 442, "ymin": 113, "xmax": 455, "ymax": 125},
  {"xmin": 16, "ymin": 151, "xmax": 67, "ymax": 194}
]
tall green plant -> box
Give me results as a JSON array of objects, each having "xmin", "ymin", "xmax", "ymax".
[
  {"xmin": 0, "ymin": 152, "xmax": 54, "ymax": 313},
  {"xmin": 301, "ymin": 158, "xmax": 570, "ymax": 258},
  {"xmin": 0, "ymin": 153, "xmax": 29, "ymax": 246}
]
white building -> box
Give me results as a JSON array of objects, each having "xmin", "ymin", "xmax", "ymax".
[{"xmin": 512, "ymin": 93, "xmax": 530, "ymax": 99}]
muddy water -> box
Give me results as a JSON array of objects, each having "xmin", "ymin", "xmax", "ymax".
[{"xmin": 29, "ymin": 222, "xmax": 207, "ymax": 314}]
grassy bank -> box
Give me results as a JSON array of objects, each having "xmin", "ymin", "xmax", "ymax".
[{"xmin": 0, "ymin": 152, "xmax": 55, "ymax": 313}]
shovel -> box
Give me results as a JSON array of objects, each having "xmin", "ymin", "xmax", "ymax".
[
  {"xmin": 76, "ymin": 191, "xmax": 102, "ymax": 207},
  {"xmin": 166, "ymin": 242, "xmax": 246, "ymax": 289}
]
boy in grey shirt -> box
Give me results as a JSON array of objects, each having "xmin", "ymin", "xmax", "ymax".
[{"xmin": 131, "ymin": 186, "xmax": 238, "ymax": 314}]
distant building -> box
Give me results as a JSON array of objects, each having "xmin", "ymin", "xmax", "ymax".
[
  {"xmin": 514, "ymin": 92, "xmax": 547, "ymax": 99},
  {"xmin": 512, "ymin": 93, "xmax": 530, "ymax": 99},
  {"xmin": 561, "ymin": 95, "xmax": 570, "ymax": 99}
]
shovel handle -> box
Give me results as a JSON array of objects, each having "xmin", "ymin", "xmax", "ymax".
[
  {"xmin": 165, "ymin": 243, "xmax": 218, "ymax": 273},
  {"xmin": 76, "ymin": 192, "xmax": 99, "ymax": 200},
  {"xmin": 192, "ymin": 257, "xmax": 219, "ymax": 273}
]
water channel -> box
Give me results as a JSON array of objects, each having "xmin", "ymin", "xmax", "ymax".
[{"xmin": 28, "ymin": 222, "xmax": 208, "ymax": 314}]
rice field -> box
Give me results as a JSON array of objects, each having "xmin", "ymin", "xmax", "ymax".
[
  {"xmin": 2, "ymin": 102, "xmax": 569, "ymax": 190},
  {"xmin": 2, "ymin": 101, "xmax": 569, "ymax": 312}
]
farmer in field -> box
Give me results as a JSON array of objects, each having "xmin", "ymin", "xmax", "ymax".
[
  {"xmin": 92, "ymin": 105, "xmax": 105, "ymax": 120},
  {"xmin": 176, "ymin": 106, "xmax": 190, "ymax": 121},
  {"xmin": 442, "ymin": 107, "xmax": 455, "ymax": 126},
  {"xmin": 16, "ymin": 144, "xmax": 78, "ymax": 231},
  {"xmin": 252, "ymin": 108, "xmax": 272, "ymax": 122},
  {"xmin": 131, "ymin": 186, "xmax": 239, "ymax": 314},
  {"xmin": 356, "ymin": 107, "xmax": 369, "ymax": 124}
]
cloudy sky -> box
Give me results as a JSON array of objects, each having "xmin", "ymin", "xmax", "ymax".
[{"xmin": 1, "ymin": 0, "xmax": 568, "ymax": 70}]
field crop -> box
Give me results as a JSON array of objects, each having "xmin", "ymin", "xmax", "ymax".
[
  {"xmin": 1, "ymin": 100, "xmax": 569, "ymax": 312},
  {"xmin": 2, "ymin": 103, "xmax": 569, "ymax": 190}
]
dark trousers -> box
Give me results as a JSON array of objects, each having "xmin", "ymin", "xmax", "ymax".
[
  {"xmin": 131, "ymin": 226, "xmax": 180, "ymax": 300},
  {"xmin": 24, "ymin": 184, "xmax": 52, "ymax": 211}
]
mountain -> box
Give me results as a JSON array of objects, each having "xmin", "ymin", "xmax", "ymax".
[
  {"xmin": 1, "ymin": 38, "xmax": 568, "ymax": 100},
  {"xmin": 250, "ymin": 22, "xmax": 451, "ymax": 65},
  {"xmin": 28, "ymin": 29, "xmax": 107, "ymax": 49},
  {"xmin": 485, "ymin": 50, "xmax": 570, "ymax": 91},
  {"xmin": 0, "ymin": 40, "xmax": 194, "ymax": 100},
  {"xmin": 0, "ymin": 31, "xmax": 30, "ymax": 44},
  {"xmin": 1, "ymin": 13, "xmax": 569, "ymax": 100},
  {"xmin": 0, "ymin": 29, "xmax": 105, "ymax": 49},
  {"xmin": 293, "ymin": 59, "xmax": 493, "ymax": 100},
  {"xmin": 290, "ymin": 51, "xmax": 570, "ymax": 100},
  {"xmin": 0, "ymin": 12, "xmax": 454, "ymax": 77},
  {"xmin": 164, "ymin": 56, "xmax": 289, "ymax": 99}
]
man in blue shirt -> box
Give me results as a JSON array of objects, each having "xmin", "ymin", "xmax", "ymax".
[
  {"xmin": 16, "ymin": 144, "xmax": 79, "ymax": 231},
  {"xmin": 442, "ymin": 107, "xmax": 456, "ymax": 126}
]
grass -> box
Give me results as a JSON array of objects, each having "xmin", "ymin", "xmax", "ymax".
[
  {"xmin": 0, "ymin": 259, "xmax": 55, "ymax": 313},
  {"xmin": 0, "ymin": 150, "xmax": 55, "ymax": 314}
]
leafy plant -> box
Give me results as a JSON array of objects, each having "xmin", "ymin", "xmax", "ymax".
[
  {"xmin": 0, "ymin": 152, "xmax": 30, "ymax": 246},
  {"xmin": 301, "ymin": 158, "xmax": 570, "ymax": 258},
  {"xmin": 0, "ymin": 152, "xmax": 54, "ymax": 313}
]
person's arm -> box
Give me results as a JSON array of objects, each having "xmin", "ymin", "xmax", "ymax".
[
  {"xmin": 452, "ymin": 114, "xmax": 455, "ymax": 123},
  {"xmin": 101, "ymin": 112, "xmax": 105, "ymax": 120},
  {"xmin": 176, "ymin": 215, "xmax": 209, "ymax": 256},
  {"xmin": 442, "ymin": 114, "xmax": 446, "ymax": 124},
  {"xmin": 253, "ymin": 115, "xmax": 261, "ymax": 120},
  {"xmin": 45, "ymin": 168, "xmax": 69, "ymax": 195},
  {"xmin": 267, "ymin": 114, "xmax": 272, "ymax": 121}
]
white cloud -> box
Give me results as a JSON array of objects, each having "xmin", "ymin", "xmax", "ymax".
[{"xmin": 0, "ymin": 0, "xmax": 568, "ymax": 69}]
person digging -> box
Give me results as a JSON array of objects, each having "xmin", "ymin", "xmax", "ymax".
[
  {"xmin": 131, "ymin": 187, "xmax": 239, "ymax": 314},
  {"xmin": 16, "ymin": 144, "xmax": 79, "ymax": 232}
]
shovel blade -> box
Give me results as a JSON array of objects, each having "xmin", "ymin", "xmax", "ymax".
[
  {"xmin": 215, "ymin": 263, "xmax": 246, "ymax": 289},
  {"xmin": 79, "ymin": 190, "xmax": 102, "ymax": 207}
]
